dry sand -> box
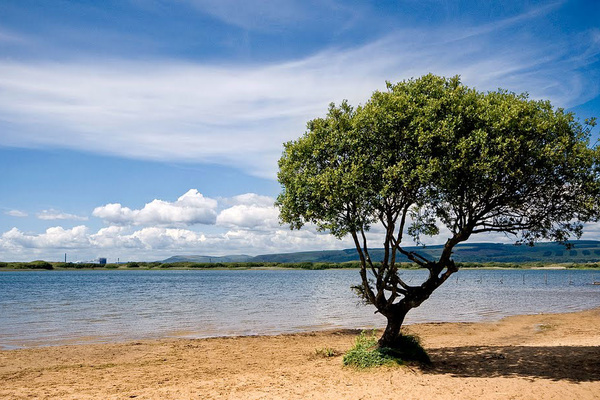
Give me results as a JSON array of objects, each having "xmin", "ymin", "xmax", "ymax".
[{"xmin": 1, "ymin": 308, "xmax": 599, "ymax": 399}]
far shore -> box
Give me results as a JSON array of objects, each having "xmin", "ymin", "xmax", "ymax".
[
  {"xmin": 2, "ymin": 263, "xmax": 600, "ymax": 271},
  {"xmin": 1, "ymin": 308, "xmax": 599, "ymax": 399}
]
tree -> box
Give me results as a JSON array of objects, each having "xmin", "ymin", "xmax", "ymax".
[{"xmin": 277, "ymin": 74, "xmax": 599, "ymax": 349}]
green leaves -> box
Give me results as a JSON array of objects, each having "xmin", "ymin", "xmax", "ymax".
[
  {"xmin": 277, "ymin": 101, "xmax": 374, "ymax": 238},
  {"xmin": 277, "ymin": 73, "xmax": 599, "ymax": 248}
]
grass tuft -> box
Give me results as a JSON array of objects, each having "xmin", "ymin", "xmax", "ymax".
[
  {"xmin": 342, "ymin": 330, "xmax": 430, "ymax": 368},
  {"xmin": 314, "ymin": 347, "xmax": 340, "ymax": 358},
  {"xmin": 342, "ymin": 330, "xmax": 399, "ymax": 368}
]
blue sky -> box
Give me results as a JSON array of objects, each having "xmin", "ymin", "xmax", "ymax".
[{"xmin": 1, "ymin": 0, "xmax": 599, "ymax": 261}]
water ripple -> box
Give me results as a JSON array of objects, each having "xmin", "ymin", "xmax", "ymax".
[{"xmin": 0, "ymin": 269, "xmax": 598, "ymax": 348}]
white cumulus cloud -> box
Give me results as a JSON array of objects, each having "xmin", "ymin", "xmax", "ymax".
[
  {"xmin": 226, "ymin": 193, "xmax": 275, "ymax": 207},
  {"xmin": 129, "ymin": 227, "xmax": 207, "ymax": 249},
  {"xmin": 86, "ymin": 225, "xmax": 208, "ymax": 251},
  {"xmin": 217, "ymin": 204, "xmax": 280, "ymax": 230},
  {"xmin": 92, "ymin": 189, "xmax": 218, "ymax": 226},
  {"xmin": 1, "ymin": 226, "xmax": 90, "ymax": 249},
  {"xmin": 217, "ymin": 193, "xmax": 280, "ymax": 230}
]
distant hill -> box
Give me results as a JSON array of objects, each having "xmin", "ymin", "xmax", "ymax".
[
  {"xmin": 163, "ymin": 240, "xmax": 600, "ymax": 264},
  {"xmin": 162, "ymin": 254, "xmax": 252, "ymax": 263}
]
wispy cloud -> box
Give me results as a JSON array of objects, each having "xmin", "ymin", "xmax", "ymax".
[
  {"xmin": 5, "ymin": 210, "xmax": 28, "ymax": 218},
  {"xmin": 37, "ymin": 209, "xmax": 88, "ymax": 221},
  {"xmin": 184, "ymin": 0, "xmax": 307, "ymax": 30},
  {"xmin": 0, "ymin": 26, "xmax": 29, "ymax": 44},
  {"xmin": 0, "ymin": 3, "xmax": 597, "ymax": 180},
  {"xmin": 182, "ymin": 0, "xmax": 360, "ymax": 32},
  {"xmin": 449, "ymin": 0, "xmax": 566, "ymax": 41}
]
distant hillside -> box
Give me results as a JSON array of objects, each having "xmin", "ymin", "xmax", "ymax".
[
  {"xmin": 164, "ymin": 240, "xmax": 600, "ymax": 264},
  {"xmin": 162, "ymin": 254, "xmax": 252, "ymax": 263},
  {"xmin": 251, "ymin": 248, "xmax": 360, "ymax": 263}
]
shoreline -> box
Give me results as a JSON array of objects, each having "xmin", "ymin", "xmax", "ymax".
[
  {"xmin": 2, "ymin": 265, "xmax": 600, "ymax": 271},
  {"xmin": 4, "ymin": 304, "xmax": 600, "ymax": 352},
  {"xmin": 1, "ymin": 308, "xmax": 599, "ymax": 399}
]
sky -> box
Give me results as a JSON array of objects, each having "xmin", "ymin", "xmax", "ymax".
[{"xmin": 1, "ymin": 0, "xmax": 599, "ymax": 262}]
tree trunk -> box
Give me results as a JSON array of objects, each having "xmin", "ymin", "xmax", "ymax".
[{"xmin": 378, "ymin": 307, "xmax": 409, "ymax": 348}]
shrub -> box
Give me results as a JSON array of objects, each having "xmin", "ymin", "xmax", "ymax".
[
  {"xmin": 58, "ymin": 262, "xmax": 77, "ymax": 268},
  {"xmin": 26, "ymin": 260, "xmax": 53, "ymax": 270},
  {"xmin": 78, "ymin": 263, "xmax": 100, "ymax": 269}
]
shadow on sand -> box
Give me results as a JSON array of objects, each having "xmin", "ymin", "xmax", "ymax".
[{"xmin": 424, "ymin": 345, "xmax": 600, "ymax": 382}]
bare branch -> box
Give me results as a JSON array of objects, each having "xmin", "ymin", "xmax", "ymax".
[
  {"xmin": 395, "ymin": 276, "xmax": 413, "ymax": 291},
  {"xmin": 359, "ymin": 227, "xmax": 378, "ymax": 277},
  {"xmin": 471, "ymin": 227, "xmax": 519, "ymax": 234},
  {"xmin": 350, "ymin": 231, "xmax": 377, "ymax": 305}
]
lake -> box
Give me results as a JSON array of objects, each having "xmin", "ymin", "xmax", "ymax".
[{"xmin": 0, "ymin": 269, "xmax": 598, "ymax": 349}]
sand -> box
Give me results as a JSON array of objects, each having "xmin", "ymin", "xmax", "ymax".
[{"xmin": 1, "ymin": 308, "xmax": 599, "ymax": 399}]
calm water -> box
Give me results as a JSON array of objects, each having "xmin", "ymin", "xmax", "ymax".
[{"xmin": 0, "ymin": 269, "xmax": 598, "ymax": 349}]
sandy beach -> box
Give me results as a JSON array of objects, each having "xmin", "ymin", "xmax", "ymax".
[{"xmin": 1, "ymin": 308, "xmax": 598, "ymax": 399}]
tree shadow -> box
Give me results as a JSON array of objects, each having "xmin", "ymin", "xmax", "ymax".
[{"xmin": 423, "ymin": 345, "xmax": 600, "ymax": 382}]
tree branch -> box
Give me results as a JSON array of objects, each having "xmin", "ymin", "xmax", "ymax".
[
  {"xmin": 396, "ymin": 247, "xmax": 429, "ymax": 267},
  {"xmin": 360, "ymin": 227, "xmax": 378, "ymax": 277},
  {"xmin": 350, "ymin": 230, "xmax": 377, "ymax": 305}
]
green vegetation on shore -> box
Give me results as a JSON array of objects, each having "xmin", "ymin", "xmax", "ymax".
[
  {"xmin": 1, "ymin": 260, "xmax": 600, "ymax": 270},
  {"xmin": 0, "ymin": 260, "xmax": 361, "ymax": 270},
  {"xmin": 4, "ymin": 241, "xmax": 600, "ymax": 271},
  {"xmin": 342, "ymin": 330, "xmax": 431, "ymax": 368}
]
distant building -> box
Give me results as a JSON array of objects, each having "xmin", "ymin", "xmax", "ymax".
[{"xmin": 98, "ymin": 258, "xmax": 107, "ymax": 265}]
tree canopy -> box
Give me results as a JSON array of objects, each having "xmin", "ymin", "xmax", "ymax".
[{"xmin": 277, "ymin": 74, "xmax": 599, "ymax": 348}]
